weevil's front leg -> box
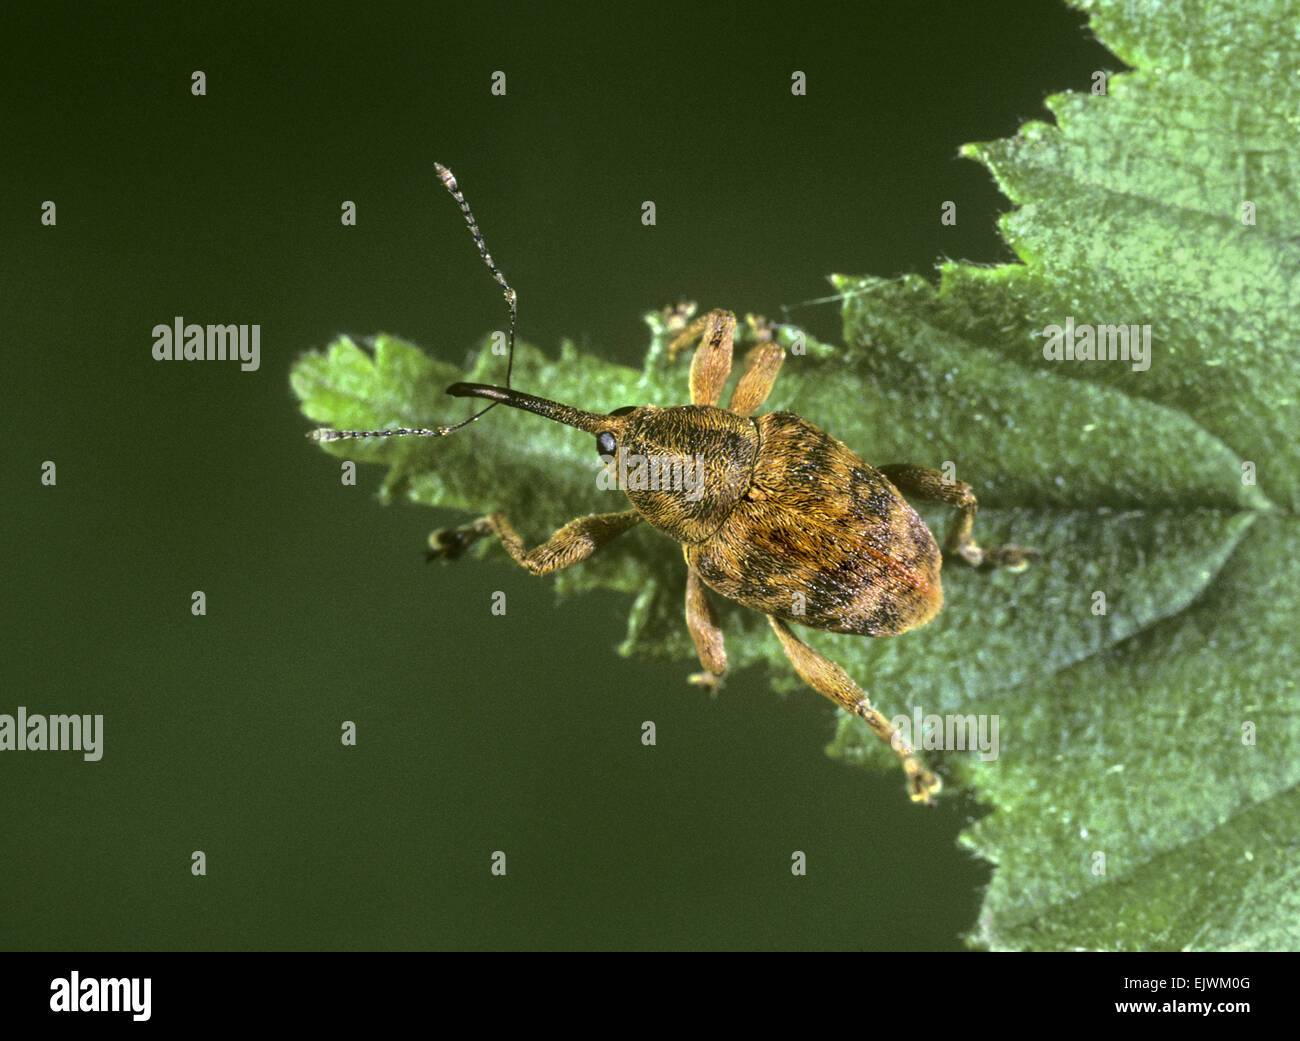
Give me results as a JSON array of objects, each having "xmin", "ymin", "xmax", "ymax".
[
  {"xmin": 768, "ymin": 616, "xmax": 941, "ymax": 805},
  {"xmin": 685, "ymin": 566, "xmax": 727, "ymax": 691},
  {"xmin": 669, "ymin": 309, "xmax": 736, "ymax": 407},
  {"xmin": 727, "ymin": 330, "xmax": 785, "ymax": 417},
  {"xmin": 428, "ymin": 510, "xmax": 642, "ymax": 575},
  {"xmin": 722, "ymin": 340, "xmax": 780, "ymax": 413},
  {"xmin": 876, "ymin": 463, "xmax": 1037, "ymax": 571},
  {"xmin": 661, "ymin": 300, "xmax": 698, "ymax": 337}
]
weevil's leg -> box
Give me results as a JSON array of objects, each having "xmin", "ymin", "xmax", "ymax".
[
  {"xmin": 727, "ymin": 330, "xmax": 785, "ymax": 417},
  {"xmin": 428, "ymin": 509, "xmax": 642, "ymax": 575},
  {"xmin": 768, "ymin": 615, "xmax": 941, "ymax": 805},
  {"xmin": 876, "ymin": 463, "xmax": 1037, "ymax": 571},
  {"xmin": 668, "ymin": 309, "xmax": 736, "ymax": 406},
  {"xmin": 664, "ymin": 303, "xmax": 703, "ymax": 360},
  {"xmin": 661, "ymin": 300, "xmax": 697, "ymax": 337},
  {"xmin": 685, "ymin": 566, "xmax": 727, "ymax": 691},
  {"xmin": 426, "ymin": 516, "xmax": 496, "ymax": 562},
  {"xmin": 746, "ymin": 313, "xmax": 776, "ymax": 344}
]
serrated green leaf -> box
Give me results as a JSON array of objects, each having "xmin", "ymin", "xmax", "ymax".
[
  {"xmin": 826, "ymin": 0, "xmax": 1299, "ymax": 950},
  {"xmin": 959, "ymin": 514, "xmax": 1300, "ymax": 952}
]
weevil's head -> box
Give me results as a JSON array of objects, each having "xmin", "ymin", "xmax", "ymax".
[{"xmin": 447, "ymin": 384, "xmax": 759, "ymax": 543}]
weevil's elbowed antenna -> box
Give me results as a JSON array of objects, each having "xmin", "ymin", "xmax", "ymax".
[{"xmin": 308, "ymin": 163, "xmax": 518, "ymax": 443}]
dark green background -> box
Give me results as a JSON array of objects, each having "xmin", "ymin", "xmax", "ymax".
[{"xmin": 3, "ymin": 2, "xmax": 1116, "ymax": 949}]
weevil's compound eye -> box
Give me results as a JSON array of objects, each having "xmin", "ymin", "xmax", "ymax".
[
  {"xmin": 608, "ymin": 406, "xmax": 637, "ymax": 417},
  {"xmin": 596, "ymin": 431, "xmax": 618, "ymax": 456}
]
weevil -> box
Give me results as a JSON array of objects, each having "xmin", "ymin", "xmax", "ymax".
[{"xmin": 310, "ymin": 164, "xmax": 1035, "ymax": 804}]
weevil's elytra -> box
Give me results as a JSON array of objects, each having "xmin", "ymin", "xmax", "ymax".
[
  {"xmin": 687, "ymin": 410, "xmax": 943, "ymax": 637},
  {"xmin": 309, "ymin": 164, "xmax": 1037, "ymax": 805}
]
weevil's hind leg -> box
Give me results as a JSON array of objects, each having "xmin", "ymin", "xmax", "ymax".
[
  {"xmin": 685, "ymin": 566, "xmax": 727, "ymax": 691},
  {"xmin": 668, "ymin": 309, "xmax": 736, "ymax": 407},
  {"xmin": 428, "ymin": 509, "xmax": 642, "ymax": 575},
  {"xmin": 727, "ymin": 321, "xmax": 785, "ymax": 417},
  {"xmin": 767, "ymin": 616, "xmax": 940, "ymax": 805},
  {"xmin": 876, "ymin": 463, "xmax": 1038, "ymax": 571}
]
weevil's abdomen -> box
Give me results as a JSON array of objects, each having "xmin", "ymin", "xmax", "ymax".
[{"xmin": 685, "ymin": 412, "xmax": 942, "ymax": 636}]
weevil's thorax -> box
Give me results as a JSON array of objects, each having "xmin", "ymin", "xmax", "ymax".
[{"xmin": 607, "ymin": 405, "xmax": 757, "ymax": 543}]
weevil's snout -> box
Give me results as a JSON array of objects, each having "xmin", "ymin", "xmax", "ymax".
[{"xmin": 445, "ymin": 382, "xmax": 622, "ymax": 436}]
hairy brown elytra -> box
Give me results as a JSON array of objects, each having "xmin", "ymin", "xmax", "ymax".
[{"xmin": 309, "ymin": 165, "xmax": 1037, "ymax": 805}]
